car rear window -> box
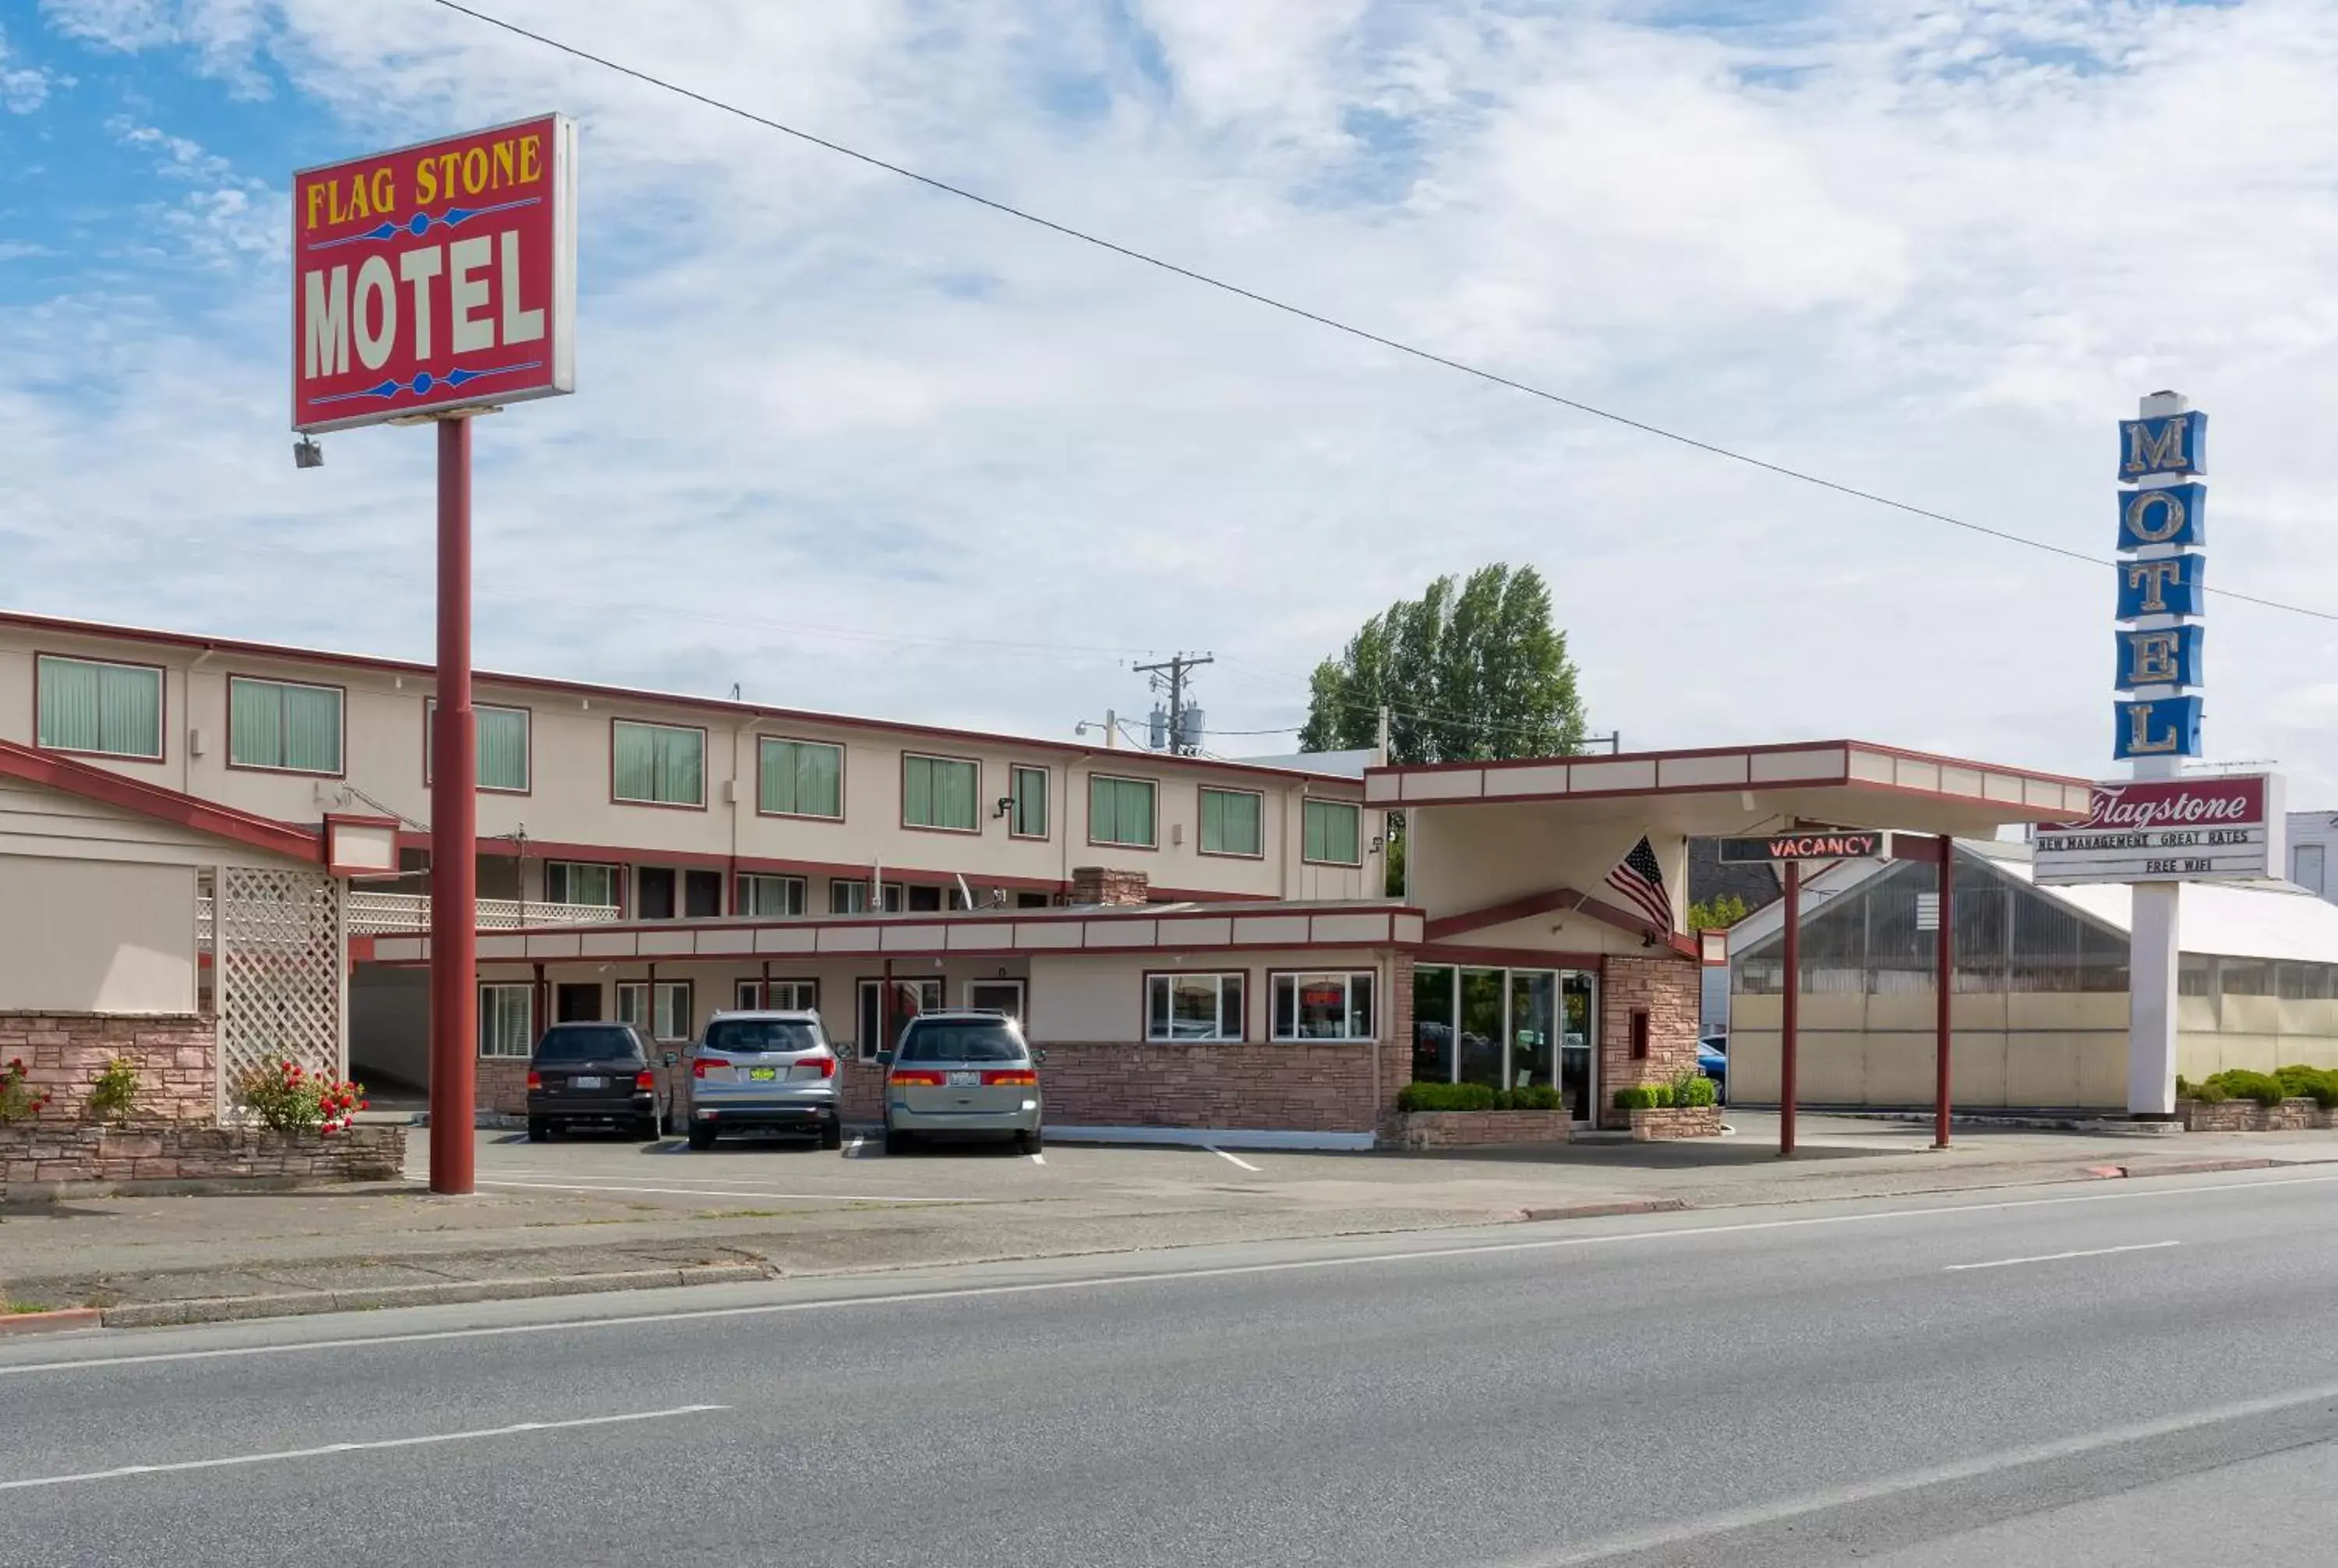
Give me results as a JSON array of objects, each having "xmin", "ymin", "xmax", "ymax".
[
  {"xmin": 898, "ymin": 1022, "xmax": 1026, "ymax": 1063},
  {"xmin": 534, "ymin": 1026, "xmax": 643, "ymax": 1063},
  {"xmin": 703, "ymin": 1019, "xmax": 824, "ymax": 1055}
]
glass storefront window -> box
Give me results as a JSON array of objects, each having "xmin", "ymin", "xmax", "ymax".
[{"xmin": 1413, "ymin": 966, "xmax": 1455, "ymax": 1083}]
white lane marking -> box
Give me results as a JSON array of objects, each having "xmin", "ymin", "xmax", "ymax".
[
  {"xmin": 1206, "ymin": 1146, "xmax": 1262, "ymax": 1173},
  {"xmin": 1944, "ymin": 1240, "xmax": 2181, "ymax": 1272},
  {"xmin": 0, "ymin": 1405, "xmax": 726, "ymax": 1492},
  {"xmin": 1499, "ymin": 1375, "xmax": 2338, "ymax": 1566},
  {"xmin": 9, "ymin": 1170, "xmax": 2335, "ymax": 1379},
  {"xmin": 475, "ymin": 1179, "xmax": 966, "ymax": 1205}
]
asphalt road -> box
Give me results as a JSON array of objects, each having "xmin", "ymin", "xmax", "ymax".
[{"xmin": 5, "ymin": 1167, "xmax": 2338, "ymax": 1566}]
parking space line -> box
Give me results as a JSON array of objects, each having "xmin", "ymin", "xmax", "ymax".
[
  {"xmin": 1029, "ymin": 1153, "xmax": 1046, "ymax": 1166},
  {"xmin": 846, "ymin": 1137, "xmax": 865, "ymax": 1158},
  {"xmin": 1205, "ymin": 1146, "xmax": 1261, "ymax": 1173},
  {"xmin": 475, "ymin": 1179, "xmax": 972, "ymax": 1204},
  {"xmin": 0, "ymin": 1405, "xmax": 727, "ymax": 1491}
]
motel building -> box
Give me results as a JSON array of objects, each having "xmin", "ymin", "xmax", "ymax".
[{"xmin": 0, "ymin": 609, "xmax": 2095, "ymax": 1147}]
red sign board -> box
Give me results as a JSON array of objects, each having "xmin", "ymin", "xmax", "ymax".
[
  {"xmin": 2063, "ymin": 775, "xmax": 2265, "ymax": 832},
  {"xmin": 291, "ymin": 115, "xmax": 575, "ymax": 433}
]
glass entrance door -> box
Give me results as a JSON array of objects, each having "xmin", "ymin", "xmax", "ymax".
[
  {"xmin": 1457, "ymin": 968, "xmax": 1506, "ymax": 1089},
  {"xmin": 1560, "ymin": 971, "xmax": 1596, "ymax": 1125},
  {"xmin": 1509, "ymin": 971, "xmax": 1556, "ymax": 1093}
]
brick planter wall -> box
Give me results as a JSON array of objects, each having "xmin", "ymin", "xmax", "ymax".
[
  {"xmin": 478, "ymin": 1057, "xmax": 529, "ymax": 1115},
  {"xmin": 1387, "ymin": 1110, "xmax": 1571, "ymax": 1150},
  {"xmin": 2, "ymin": 1123, "xmax": 407, "ymax": 1200},
  {"xmin": 1037, "ymin": 1041, "xmax": 1381, "ymax": 1132},
  {"xmin": 1599, "ymin": 958, "xmax": 1701, "ymax": 1129},
  {"xmin": 0, "ymin": 1013, "xmax": 216, "ymax": 1125},
  {"xmin": 2177, "ymin": 1097, "xmax": 2336, "ymax": 1132},
  {"xmin": 1628, "ymin": 1104, "xmax": 1723, "ymax": 1141}
]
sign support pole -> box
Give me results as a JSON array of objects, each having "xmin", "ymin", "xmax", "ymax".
[
  {"xmin": 2124, "ymin": 389, "xmax": 2188, "ymax": 1121},
  {"xmin": 1934, "ymin": 833, "xmax": 1953, "ymax": 1150},
  {"xmin": 1779, "ymin": 859, "xmax": 1799, "ymax": 1158},
  {"xmin": 429, "ymin": 412, "xmax": 478, "ymax": 1195}
]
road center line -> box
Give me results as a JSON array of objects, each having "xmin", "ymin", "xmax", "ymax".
[
  {"xmin": 1206, "ymin": 1146, "xmax": 1262, "ymax": 1173},
  {"xmin": 10, "ymin": 1171, "xmax": 2334, "ymax": 1379},
  {"xmin": 0, "ymin": 1405, "xmax": 726, "ymax": 1492},
  {"xmin": 1944, "ymin": 1240, "xmax": 2181, "ymax": 1272},
  {"xmin": 475, "ymin": 1179, "xmax": 966, "ymax": 1204}
]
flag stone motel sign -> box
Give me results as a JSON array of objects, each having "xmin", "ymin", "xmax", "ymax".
[
  {"xmin": 292, "ymin": 115, "xmax": 577, "ymax": 1193},
  {"xmin": 2033, "ymin": 392, "xmax": 2285, "ymax": 1118}
]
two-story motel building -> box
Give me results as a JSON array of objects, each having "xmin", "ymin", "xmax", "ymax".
[{"xmin": 0, "ymin": 609, "xmax": 2095, "ymax": 1145}]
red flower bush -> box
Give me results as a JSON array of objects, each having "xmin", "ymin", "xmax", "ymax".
[
  {"xmin": 0, "ymin": 1058, "xmax": 54, "ymax": 1125},
  {"xmin": 235, "ymin": 1058, "xmax": 368, "ymax": 1135}
]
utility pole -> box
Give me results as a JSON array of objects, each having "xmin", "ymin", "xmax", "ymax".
[{"xmin": 1134, "ymin": 652, "xmax": 1213, "ymax": 755}]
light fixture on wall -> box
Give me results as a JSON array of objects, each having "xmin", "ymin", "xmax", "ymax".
[
  {"xmin": 1370, "ymin": 835, "xmax": 1385, "ymax": 855},
  {"xmin": 994, "ymin": 796, "xmax": 1013, "ymax": 819}
]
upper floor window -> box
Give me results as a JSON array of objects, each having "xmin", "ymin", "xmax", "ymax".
[
  {"xmin": 830, "ymin": 878, "xmax": 906, "ymax": 914},
  {"xmin": 1089, "ymin": 775, "xmax": 1157, "ymax": 848},
  {"xmin": 1010, "ymin": 765, "xmax": 1049, "ymax": 839},
  {"xmin": 737, "ymin": 873, "xmax": 807, "ymax": 918},
  {"xmin": 544, "ymin": 860, "xmax": 620, "ymax": 909},
  {"xmin": 426, "ymin": 701, "xmax": 531, "ymax": 793},
  {"xmin": 1303, "ymin": 799, "xmax": 1362, "ymax": 866},
  {"xmin": 760, "ymin": 736, "xmax": 842, "ymax": 819},
  {"xmin": 36, "ymin": 655, "xmax": 163, "ymax": 761},
  {"xmin": 1199, "ymin": 786, "xmax": 1263, "ymax": 857},
  {"xmin": 613, "ymin": 719, "xmax": 705, "ymax": 807},
  {"xmin": 229, "ymin": 676, "xmax": 343, "ymax": 775},
  {"xmin": 903, "ymin": 753, "xmax": 979, "ymax": 832}
]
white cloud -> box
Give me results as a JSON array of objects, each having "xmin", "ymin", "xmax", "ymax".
[
  {"xmin": 12, "ymin": 0, "xmax": 2338, "ymax": 806},
  {"xmin": 0, "ymin": 23, "xmax": 66, "ymax": 111}
]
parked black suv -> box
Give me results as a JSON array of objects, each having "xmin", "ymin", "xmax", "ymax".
[{"xmin": 526, "ymin": 1022, "xmax": 660, "ymax": 1142}]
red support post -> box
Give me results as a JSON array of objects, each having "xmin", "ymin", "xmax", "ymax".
[
  {"xmin": 1934, "ymin": 832, "xmax": 1954, "ymax": 1150},
  {"xmin": 429, "ymin": 415, "xmax": 477, "ymax": 1195},
  {"xmin": 1779, "ymin": 859, "xmax": 1799, "ymax": 1158}
]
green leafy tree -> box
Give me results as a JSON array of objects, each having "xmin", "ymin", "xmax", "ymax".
[
  {"xmin": 1300, "ymin": 564, "xmax": 1585, "ymax": 765},
  {"xmin": 1686, "ymin": 893, "xmax": 1749, "ymax": 931}
]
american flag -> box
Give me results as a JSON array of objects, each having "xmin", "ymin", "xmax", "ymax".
[{"xmin": 1605, "ymin": 835, "xmax": 1672, "ymax": 934}]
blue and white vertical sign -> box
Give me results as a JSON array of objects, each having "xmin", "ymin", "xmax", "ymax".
[{"xmin": 2113, "ymin": 404, "xmax": 2208, "ymax": 759}]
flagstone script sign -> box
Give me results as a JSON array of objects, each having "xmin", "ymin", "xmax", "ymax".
[{"xmin": 2033, "ymin": 774, "xmax": 2281, "ymax": 885}]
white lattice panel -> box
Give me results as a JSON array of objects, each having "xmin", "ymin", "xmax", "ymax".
[{"xmin": 214, "ymin": 866, "xmax": 345, "ymax": 1115}]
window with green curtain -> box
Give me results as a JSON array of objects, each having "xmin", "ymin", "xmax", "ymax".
[
  {"xmin": 37, "ymin": 657, "xmax": 162, "ymax": 759},
  {"xmin": 613, "ymin": 720, "xmax": 704, "ymax": 805},
  {"xmin": 1011, "ymin": 765, "xmax": 1048, "ymax": 837},
  {"xmin": 903, "ymin": 754, "xmax": 978, "ymax": 830},
  {"xmin": 230, "ymin": 677, "xmax": 342, "ymax": 773},
  {"xmin": 429, "ymin": 702, "xmax": 530, "ymax": 791},
  {"xmin": 1200, "ymin": 787, "xmax": 1263, "ymax": 856},
  {"xmin": 760, "ymin": 737, "xmax": 842, "ymax": 818},
  {"xmin": 1090, "ymin": 775, "xmax": 1157, "ymax": 847},
  {"xmin": 1303, "ymin": 799, "xmax": 1361, "ymax": 863}
]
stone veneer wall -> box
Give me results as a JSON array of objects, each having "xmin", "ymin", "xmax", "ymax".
[
  {"xmin": 0, "ymin": 1013, "xmax": 217, "ymax": 1124},
  {"xmin": 2, "ymin": 1124, "xmax": 406, "ymax": 1200},
  {"xmin": 2177, "ymin": 1097, "xmax": 2334, "ymax": 1132},
  {"xmin": 1627, "ymin": 1104, "xmax": 1723, "ymax": 1141},
  {"xmin": 1599, "ymin": 957, "xmax": 1702, "ymax": 1129},
  {"xmin": 1387, "ymin": 1110, "xmax": 1570, "ymax": 1150}
]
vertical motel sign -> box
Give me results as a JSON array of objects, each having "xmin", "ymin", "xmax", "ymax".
[
  {"xmin": 292, "ymin": 116, "xmax": 576, "ymax": 1197},
  {"xmin": 2113, "ymin": 401, "xmax": 2206, "ymax": 759}
]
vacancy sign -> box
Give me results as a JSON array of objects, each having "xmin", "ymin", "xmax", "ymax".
[
  {"xmin": 292, "ymin": 115, "xmax": 576, "ymax": 433},
  {"xmin": 2033, "ymin": 773, "xmax": 2283, "ymax": 885}
]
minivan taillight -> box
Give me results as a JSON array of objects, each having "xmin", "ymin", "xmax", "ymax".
[
  {"xmin": 889, "ymin": 1069, "xmax": 945, "ymax": 1086},
  {"xmin": 525, "ymin": 1070, "xmax": 542, "ymax": 1090},
  {"xmin": 634, "ymin": 1070, "xmax": 655, "ymax": 1090},
  {"xmin": 982, "ymin": 1069, "xmax": 1037, "ymax": 1087}
]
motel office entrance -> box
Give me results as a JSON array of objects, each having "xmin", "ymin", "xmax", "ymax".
[{"xmin": 1412, "ymin": 965, "xmax": 1598, "ymax": 1124}]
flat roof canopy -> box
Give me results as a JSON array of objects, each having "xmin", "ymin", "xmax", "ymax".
[{"xmin": 1365, "ymin": 740, "xmax": 2093, "ymax": 841}]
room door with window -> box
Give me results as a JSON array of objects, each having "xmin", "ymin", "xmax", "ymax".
[
  {"xmin": 555, "ymin": 983, "xmax": 602, "ymax": 1023},
  {"xmin": 857, "ymin": 977, "xmax": 942, "ymax": 1058},
  {"xmin": 967, "ymin": 979, "xmax": 1026, "ymax": 1023},
  {"xmin": 1559, "ymin": 971, "xmax": 1596, "ymax": 1125},
  {"xmin": 1509, "ymin": 971, "xmax": 1556, "ymax": 1095}
]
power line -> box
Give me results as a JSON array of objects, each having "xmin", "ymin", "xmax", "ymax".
[{"xmin": 425, "ymin": 0, "xmax": 2338, "ymax": 627}]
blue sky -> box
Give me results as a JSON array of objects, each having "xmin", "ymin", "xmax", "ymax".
[{"xmin": 6, "ymin": 0, "xmax": 2338, "ymax": 801}]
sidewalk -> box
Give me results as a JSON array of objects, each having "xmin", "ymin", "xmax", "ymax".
[{"xmin": 5, "ymin": 1113, "xmax": 2332, "ymax": 1327}]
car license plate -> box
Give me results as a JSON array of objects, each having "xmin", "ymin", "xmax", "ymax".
[
  {"xmin": 947, "ymin": 1070, "xmax": 980, "ymax": 1086},
  {"xmin": 747, "ymin": 1066, "xmax": 779, "ymax": 1082},
  {"xmin": 571, "ymin": 1075, "xmax": 606, "ymax": 1089}
]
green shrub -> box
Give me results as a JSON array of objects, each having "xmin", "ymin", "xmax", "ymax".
[
  {"xmin": 2192, "ymin": 1080, "xmax": 2230, "ymax": 1104},
  {"xmin": 2201, "ymin": 1068, "xmax": 2285, "ymax": 1107},
  {"xmin": 1397, "ymin": 1081, "xmax": 1496, "ymax": 1114},
  {"xmin": 85, "ymin": 1056, "xmax": 142, "ymax": 1126},
  {"xmin": 2274, "ymin": 1065, "xmax": 2338, "ymax": 1107},
  {"xmin": 1612, "ymin": 1083, "xmax": 1676, "ymax": 1111},
  {"xmin": 2174, "ymin": 1075, "xmax": 2195, "ymax": 1099},
  {"xmin": 1502, "ymin": 1085, "xmax": 1562, "ymax": 1111},
  {"xmin": 1676, "ymin": 1075, "xmax": 1719, "ymax": 1107}
]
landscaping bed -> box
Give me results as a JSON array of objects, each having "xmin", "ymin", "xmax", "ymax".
[
  {"xmin": 2175, "ymin": 1066, "xmax": 2338, "ymax": 1132},
  {"xmin": 1386, "ymin": 1082, "xmax": 1571, "ymax": 1149},
  {"xmin": 1613, "ymin": 1074, "xmax": 1723, "ymax": 1140},
  {"xmin": 1, "ymin": 1123, "xmax": 408, "ymax": 1200}
]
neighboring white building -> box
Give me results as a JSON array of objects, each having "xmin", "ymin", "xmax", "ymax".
[{"xmin": 2288, "ymin": 810, "xmax": 2336, "ymax": 904}]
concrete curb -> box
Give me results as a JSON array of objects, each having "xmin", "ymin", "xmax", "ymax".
[
  {"xmin": 1517, "ymin": 1199, "xmax": 1690, "ymax": 1223},
  {"xmin": 97, "ymin": 1263, "xmax": 774, "ymax": 1330},
  {"xmin": 0, "ymin": 1307, "xmax": 104, "ymax": 1337}
]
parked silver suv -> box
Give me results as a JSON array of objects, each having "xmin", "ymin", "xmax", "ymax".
[
  {"xmin": 881, "ymin": 1010, "xmax": 1044, "ymax": 1155},
  {"xmin": 684, "ymin": 1010, "xmax": 842, "ymax": 1150}
]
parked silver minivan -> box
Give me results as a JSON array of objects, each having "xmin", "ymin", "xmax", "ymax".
[
  {"xmin": 881, "ymin": 1010, "xmax": 1043, "ymax": 1155},
  {"xmin": 684, "ymin": 1010, "xmax": 842, "ymax": 1150}
]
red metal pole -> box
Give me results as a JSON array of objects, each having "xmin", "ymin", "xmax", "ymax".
[
  {"xmin": 1934, "ymin": 832, "xmax": 1954, "ymax": 1150},
  {"xmin": 1780, "ymin": 859, "xmax": 1799, "ymax": 1158},
  {"xmin": 429, "ymin": 415, "xmax": 477, "ymax": 1195}
]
